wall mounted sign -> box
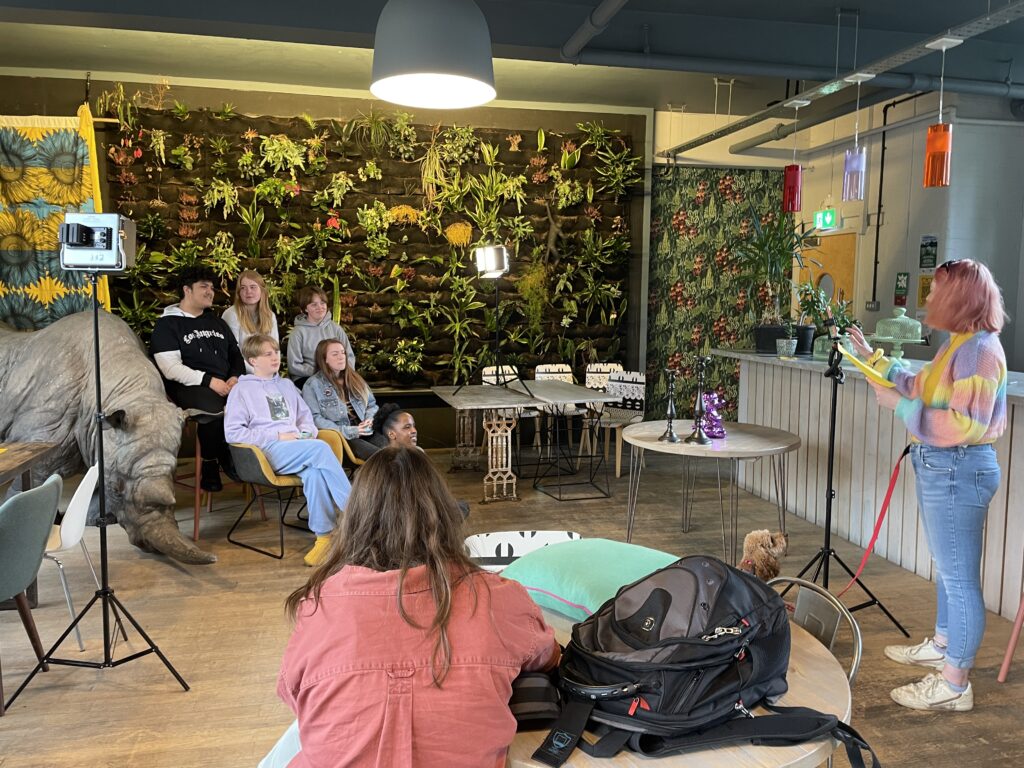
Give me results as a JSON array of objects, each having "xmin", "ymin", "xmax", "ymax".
[
  {"xmin": 919, "ymin": 235, "xmax": 938, "ymax": 269},
  {"xmin": 813, "ymin": 207, "xmax": 838, "ymax": 231},
  {"xmin": 894, "ymin": 271, "xmax": 909, "ymax": 307},
  {"xmin": 918, "ymin": 274, "xmax": 934, "ymax": 306}
]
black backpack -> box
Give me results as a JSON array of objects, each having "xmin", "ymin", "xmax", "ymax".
[{"xmin": 532, "ymin": 555, "xmax": 880, "ymax": 767}]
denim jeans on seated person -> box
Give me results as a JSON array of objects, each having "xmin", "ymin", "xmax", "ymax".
[
  {"xmin": 263, "ymin": 439, "xmax": 350, "ymax": 536},
  {"xmin": 910, "ymin": 443, "xmax": 1000, "ymax": 670}
]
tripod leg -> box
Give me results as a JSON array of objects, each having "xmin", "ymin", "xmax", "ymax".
[
  {"xmin": 831, "ymin": 551, "xmax": 910, "ymax": 637},
  {"xmin": 108, "ymin": 592, "xmax": 190, "ymax": 691}
]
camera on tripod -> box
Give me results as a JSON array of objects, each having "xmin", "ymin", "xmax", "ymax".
[{"xmin": 58, "ymin": 213, "xmax": 136, "ymax": 273}]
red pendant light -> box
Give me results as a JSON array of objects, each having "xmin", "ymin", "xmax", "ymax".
[
  {"xmin": 923, "ymin": 36, "xmax": 961, "ymax": 188},
  {"xmin": 782, "ymin": 100, "xmax": 808, "ymax": 212}
]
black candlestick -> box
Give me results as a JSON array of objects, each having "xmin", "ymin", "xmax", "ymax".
[
  {"xmin": 685, "ymin": 355, "xmax": 713, "ymax": 445},
  {"xmin": 659, "ymin": 368, "xmax": 682, "ymax": 442}
]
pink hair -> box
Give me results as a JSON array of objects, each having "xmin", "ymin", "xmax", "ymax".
[{"xmin": 926, "ymin": 259, "xmax": 1007, "ymax": 333}]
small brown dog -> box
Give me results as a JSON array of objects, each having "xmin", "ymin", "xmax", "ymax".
[{"xmin": 737, "ymin": 529, "xmax": 789, "ymax": 581}]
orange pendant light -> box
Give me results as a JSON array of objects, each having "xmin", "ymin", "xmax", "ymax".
[{"xmin": 923, "ymin": 37, "xmax": 961, "ymax": 189}]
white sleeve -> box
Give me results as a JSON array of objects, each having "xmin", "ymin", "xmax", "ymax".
[
  {"xmin": 154, "ymin": 350, "xmax": 206, "ymax": 387},
  {"xmin": 221, "ymin": 307, "xmax": 241, "ymax": 343}
]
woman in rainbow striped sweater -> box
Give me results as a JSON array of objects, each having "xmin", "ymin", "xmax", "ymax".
[{"xmin": 848, "ymin": 259, "xmax": 1007, "ymax": 713}]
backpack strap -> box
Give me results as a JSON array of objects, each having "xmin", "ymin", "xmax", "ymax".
[
  {"xmin": 509, "ymin": 672, "xmax": 562, "ymax": 731},
  {"xmin": 764, "ymin": 704, "xmax": 882, "ymax": 768},
  {"xmin": 531, "ymin": 698, "xmax": 594, "ymax": 767}
]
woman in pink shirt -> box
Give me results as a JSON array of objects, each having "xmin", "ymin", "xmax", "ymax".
[{"xmin": 278, "ymin": 447, "xmax": 560, "ymax": 767}]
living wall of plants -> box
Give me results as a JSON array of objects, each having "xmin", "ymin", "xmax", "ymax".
[
  {"xmin": 647, "ymin": 166, "xmax": 783, "ymax": 419},
  {"xmin": 97, "ymin": 84, "xmax": 642, "ymax": 387}
]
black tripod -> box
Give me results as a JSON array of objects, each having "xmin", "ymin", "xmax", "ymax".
[
  {"xmin": 453, "ymin": 278, "xmax": 531, "ymax": 396},
  {"xmin": 792, "ymin": 338, "xmax": 909, "ymax": 637},
  {"xmin": 5, "ymin": 272, "xmax": 189, "ymax": 711}
]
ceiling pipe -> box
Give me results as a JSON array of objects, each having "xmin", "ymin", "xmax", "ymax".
[
  {"xmin": 728, "ymin": 88, "xmax": 906, "ymax": 154},
  {"xmin": 576, "ymin": 48, "xmax": 1024, "ymax": 100},
  {"xmin": 560, "ymin": 0, "xmax": 631, "ymax": 63}
]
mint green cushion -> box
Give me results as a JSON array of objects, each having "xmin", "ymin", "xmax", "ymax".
[{"xmin": 500, "ymin": 538, "xmax": 679, "ymax": 621}]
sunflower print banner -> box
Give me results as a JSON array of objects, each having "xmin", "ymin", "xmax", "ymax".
[{"xmin": 0, "ymin": 103, "xmax": 108, "ymax": 330}]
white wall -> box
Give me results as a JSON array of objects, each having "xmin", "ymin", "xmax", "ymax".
[{"xmin": 653, "ymin": 94, "xmax": 1024, "ymax": 369}]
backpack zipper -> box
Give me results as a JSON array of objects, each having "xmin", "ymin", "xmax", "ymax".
[
  {"xmin": 700, "ymin": 625, "xmax": 743, "ymax": 641},
  {"xmin": 628, "ymin": 696, "xmax": 651, "ymax": 716}
]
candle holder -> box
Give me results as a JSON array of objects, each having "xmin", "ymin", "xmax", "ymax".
[
  {"xmin": 659, "ymin": 367, "xmax": 682, "ymax": 442},
  {"xmin": 685, "ymin": 356, "xmax": 713, "ymax": 445}
]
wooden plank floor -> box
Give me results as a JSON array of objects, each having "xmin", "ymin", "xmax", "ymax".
[{"xmin": 1, "ymin": 451, "xmax": 1022, "ymax": 767}]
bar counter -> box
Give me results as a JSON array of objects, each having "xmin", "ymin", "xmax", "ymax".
[{"xmin": 713, "ymin": 348, "xmax": 1024, "ymax": 621}]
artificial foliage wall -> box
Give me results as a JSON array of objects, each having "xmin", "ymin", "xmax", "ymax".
[
  {"xmin": 647, "ymin": 166, "xmax": 783, "ymax": 419},
  {"xmin": 97, "ymin": 85, "xmax": 642, "ymax": 387}
]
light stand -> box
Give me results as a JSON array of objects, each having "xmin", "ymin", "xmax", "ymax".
[
  {"xmin": 453, "ymin": 245, "xmax": 531, "ymax": 396},
  {"xmin": 684, "ymin": 356, "xmax": 713, "ymax": 445},
  {"xmin": 791, "ymin": 335, "xmax": 909, "ymax": 636},
  {"xmin": 6, "ymin": 266, "xmax": 188, "ymax": 711}
]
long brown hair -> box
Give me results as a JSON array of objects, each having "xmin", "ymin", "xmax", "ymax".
[
  {"xmin": 233, "ymin": 270, "xmax": 275, "ymax": 335},
  {"xmin": 285, "ymin": 447, "xmax": 479, "ymax": 685},
  {"xmin": 313, "ymin": 338, "xmax": 370, "ymax": 404}
]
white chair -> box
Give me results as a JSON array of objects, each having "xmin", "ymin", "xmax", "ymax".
[
  {"xmin": 584, "ymin": 361, "xmax": 624, "ymax": 392},
  {"xmin": 601, "ymin": 371, "xmax": 646, "ymax": 478},
  {"xmin": 465, "ymin": 530, "xmax": 582, "ymax": 572},
  {"xmin": 534, "ymin": 363, "xmax": 586, "ymax": 452},
  {"xmin": 43, "ymin": 465, "xmax": 124, "ymax": 651}
]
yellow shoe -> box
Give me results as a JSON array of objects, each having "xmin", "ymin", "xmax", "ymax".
[{"xmin": 303, "ymin": 535, "xmax": 332, "ymax": 567}]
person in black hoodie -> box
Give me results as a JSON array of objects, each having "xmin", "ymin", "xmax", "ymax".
[{"xmin": 151, "ymin": 266, "xmax": 245, "ymax": 491}]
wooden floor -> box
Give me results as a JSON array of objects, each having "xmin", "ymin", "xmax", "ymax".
[{"xmin": 1, "ymin": 451, "xmax": 1022, "ymax": 767}]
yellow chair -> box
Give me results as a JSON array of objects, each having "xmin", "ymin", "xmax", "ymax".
[
  {"xmin": 226, "ymin": 443, "xmax": 304, "ymax": 559},
  {"xmin": 316, "ymin": 428, "xmax": 366, "ymax": 471}
]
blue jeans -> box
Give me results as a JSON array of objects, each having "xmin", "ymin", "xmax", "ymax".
[
  {"xmin": 910, "ymin": 443, "xmax": 1000, "ymax": 669},
  {"xmin": 264, "ymin": 440, "xmax": 351, "ymax": 536}
]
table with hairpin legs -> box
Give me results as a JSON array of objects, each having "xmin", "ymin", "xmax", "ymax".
[{"xmin": 621, "ymin": 421, "xmax": 800, "ymax": 564}]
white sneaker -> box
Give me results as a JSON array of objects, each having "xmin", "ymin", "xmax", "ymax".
[
  {"xmin": 890, "ymin": 673, "xmax": 973, "ymax": 712},
  {"xmin": 884, "ymin": 637, "xmax": 946, "ymax": 670}
]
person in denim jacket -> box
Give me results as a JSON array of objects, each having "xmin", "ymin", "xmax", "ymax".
[{"xmin": 302, "ymin": 339, "xmax": 388, "ymax": 461}]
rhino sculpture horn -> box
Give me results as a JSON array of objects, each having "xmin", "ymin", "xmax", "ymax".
[{"xmin": 129, "ymin": 513, "xmax": 218, "ymax": 565}]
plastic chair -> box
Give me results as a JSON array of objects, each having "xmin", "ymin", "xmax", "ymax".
[
  {"xmin": 601, "ymin": 371, "xmax": 646, "ymax": 478},
  {"xmin": 226, "ymin": 443, "xmax": 305, "ymax": 559},
  {"xmin": 768, "ymin": 576, "xmax": 863, "ymax": 685},
  {"xmin": 998, "ymin": 590, "xmax": 1024, "ymax": 683},
  {"xmin": 465, "ymin": 530, "xmax": 582, "ymax": 572},
  {"xmin": 0, "ymin": 474, "xmax": 62, "ymax": 716}
]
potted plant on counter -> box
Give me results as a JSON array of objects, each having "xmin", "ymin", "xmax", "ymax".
[
  {"xmin": 734, "ymin": 207, "xmax": 817, "ymax": 354},
  {"xmin": 776, "ymin": 321, "xmax": 798, "ymax": 357},
  {"xmin": 795, "ymin": 281, "xmax": 859, "ymax": 359}
]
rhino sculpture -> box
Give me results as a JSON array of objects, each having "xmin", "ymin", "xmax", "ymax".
[{"xmin": 0, "ymin": 311, "xmax": 217, "ymax": 564}]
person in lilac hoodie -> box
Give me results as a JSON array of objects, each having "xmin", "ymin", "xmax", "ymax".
[{"xmin": 225, "ymin": 334, "xmax": 351, "ymax": 567}]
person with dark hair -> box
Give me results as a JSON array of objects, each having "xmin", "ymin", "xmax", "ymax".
[
  {"xmin": 151, "ymin": 265, "xmax": 245, "ymax": 491},
  {"xmin": 286, "ymin": 285, "xmax": 355, "ymax": 389},
  {"xmin": 302, "ymin": 338, "xmax": 388, "ymax": 460},
  {"xmin": 372, "ymin": 403, "xmax": 417, "ymax": 449},
  {"xmin": 849, "ymin": 258, "xmax": 1008, "ymax": 712},
  {"xmin": 278, "ymin": 447, "xmax": 559, "ymax": 767}
]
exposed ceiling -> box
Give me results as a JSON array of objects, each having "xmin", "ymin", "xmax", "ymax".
[{"xmin": 1, "ymin": 1, "xmax": 1022, "ymax": 115}]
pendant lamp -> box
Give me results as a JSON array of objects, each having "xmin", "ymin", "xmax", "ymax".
[
  {"xmin": 923, "ymin": 37, "xmax": 962, "ymax": 188},
  {"xmin": 782, "ymin": 99, "xmax": 808, "ymax": 213},
  {"xmin": 371, "ymin": 0, "xmax": 496, "ymax": 109},
  {"xmin": 841, "ymin": 16, "xmax": 871, "ymax": 203}
]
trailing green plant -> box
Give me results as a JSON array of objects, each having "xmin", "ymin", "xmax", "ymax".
[
  {"xmin": 438, "ymin": 125, "xmax": 479, "ymax": 164},
  {"xmin": 205, "ymin": 231, "xmax": 241, "ymax": 289},
  {"xmin": 576, "ymin": 121, "xmax": 616, "ymax": 152},
  {"xmin": 272, "ymin": 234, "xmax": 311, "ymax": 273},
  {"xmin": 313, "ymin": 171, "xmax": 356, "ymax": 210},
  {"xmin": 237, "ymin": 149, "xmax": 264, "ymax": 180},
  {"xmin": 147, "ymin": 129, "xmax": 169, "ymax": 164},
  {"xmin": 304, "ymin": 130, "xmax": 330, "ymax": 174},
  {"xmin": 95, "ymin": 83, "xmax": 137, "ymax": 131},
  {"xmin": 203, "ymin": 177, "xmax": 240, "ymax": 218},
  {"xmin": 259, "ymin": 134, "xmax": 305, "ymax": 176},
  {"xmin": 263, "ymin": 273, "xmax": 298, "ymax": 316},
  {"xmin": 594, "ymin": 144, "xmax": 642, "ymax": 202},
  {"xmin": 170, "ymin": 143, "xmax": 194, "ymax": 170},
  {"xmin": 135, "ymin": 212, "xmax": 166, "ymax": 243},
  {"xmin": 550, "ymin": 169, "xmax": 584, "ymax": 210},
  {"xmin": 357, "ymin": 160, "xmax": 383, "ymax": 182},
  {"xmin": 123, "ymin": 244, "xmax": 171, "ymax": 289},
  {"xmin": 166, "ymin": 239, "xmax": 203, "ymax": 270},
  {"xmin": 438, "ymin": 274, "xmax": 486, "ymax": 383},
  {"xmin": 389, "ymin": 111, "xmax": 419, "ymax": 161},
  {"xmin": 239, "ymin": 198, "xmax": 269, "ymax": 259},
  {"xmin": 420, "ymin": 126, "xmax": 444, "ymax": 207},
  {"xmin": 392, "ymin": 338, "xmax": 425, "ymax": 374},
  {"xmin": 117, "ymin": 290, "xmax": 162, "ymax": 338},
  {"xmin": 480, "ymin": 142, "xmax": 501, "ymax": 166},
  {"xmin": 254, "ymin": 177, "xmax": 297, "ymax": 208},
  {"xmin": 516, "ymin": 261, "xmax": 549, "ymax": 333},
  {"xmin": 301, "ymin": 254, "xmax": 332, "ymax": 286},
  {"xmin": 356, "ymin": 200, "xmax": 394, "ymax": 260},
  {"xmin": 351, "ymin": 107, "xmax": 395, "ymax": 157}
]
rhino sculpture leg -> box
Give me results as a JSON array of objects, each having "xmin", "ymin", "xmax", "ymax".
[{"xmin": 0, "ymin": 311, "xmax": 217, "ymax": 565}]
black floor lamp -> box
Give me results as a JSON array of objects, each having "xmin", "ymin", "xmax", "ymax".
[{"xmin": 453, "ymin": 244, "xmax": 531, "ymax": 395}]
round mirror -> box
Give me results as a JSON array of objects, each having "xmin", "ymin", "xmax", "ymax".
[{"xmin": 816, "ymin": 272, "xmax": 836, "ymax": 301}]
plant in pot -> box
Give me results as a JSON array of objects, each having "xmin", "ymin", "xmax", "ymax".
[
  {"xmin": 776, "ymin": 321, "xmax": 798, "ymax": 357},
  {"xmin": 733, "ymin": 207, "xmax": 817, "ymax": 353}
]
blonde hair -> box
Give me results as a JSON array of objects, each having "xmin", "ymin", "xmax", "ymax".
[
  {"xmin": 233, "ymin": 270, "xmax": 275, "ymax": 336},
  {"xmin": 314, "ymin": 338, "xmax": 370, "ymax": 404},
  {"xmin": 241, "ymin": 333, "xmax": 279, "ymax": 362}
]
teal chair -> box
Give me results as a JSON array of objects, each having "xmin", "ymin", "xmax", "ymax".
[{"xmin": 0, "ymin": 474, "xmax": 62, "ymax": 716}]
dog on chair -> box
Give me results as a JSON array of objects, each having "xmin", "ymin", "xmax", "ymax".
[{"xmin": 737, "ymin": 529, "xmax": 789, "ymax": 581}]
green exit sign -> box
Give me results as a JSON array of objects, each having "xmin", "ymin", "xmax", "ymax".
[{"xmin": 814, "ymin": 208, "xmax": 838, "ymax": 230}]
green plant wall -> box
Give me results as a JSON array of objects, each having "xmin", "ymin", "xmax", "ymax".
[
  {"xmin": 98, "ymin": 86, "xmax": 642, "ymax": 388},
  {"xmin": 647, "ymin": 166, "xmax": 783, "ymax": 419}
]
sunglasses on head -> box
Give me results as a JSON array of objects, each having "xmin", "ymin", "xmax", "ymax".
[{"xmin": 938, "ymin": 259, "xmax": 963, "ymax": 274}]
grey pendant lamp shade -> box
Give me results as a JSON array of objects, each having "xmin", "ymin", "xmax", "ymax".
[{"xmin": 371, "ymin": 0, "xmax": 496, "ymax": 109}]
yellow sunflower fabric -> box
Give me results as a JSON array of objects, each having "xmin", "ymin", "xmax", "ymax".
[{"xmin": 0, "ymin": 104, "xmax": 109, "ymax": 330}]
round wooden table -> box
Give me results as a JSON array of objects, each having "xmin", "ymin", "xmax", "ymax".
[
  {"xmin": 621, "ymin": 421, "xmax": 801, "ymax": 563},
  {"xmin": 508, "ymin": 613, "xmax": 850, "ymax": 768}
]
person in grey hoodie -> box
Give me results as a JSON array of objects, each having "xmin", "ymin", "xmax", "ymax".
[
  {"xmin": 286, "ymin": 285, "xmax": 355, "ymax": 387},
  {"xmin": 225, "ymin": 333, "xmax": 351, "ymax": 567},
  {"xmin": 302, "ymin": 338, "xmax": 389, "ymax": 461}
]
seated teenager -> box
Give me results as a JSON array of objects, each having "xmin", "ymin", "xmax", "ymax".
[
  {"xmin": 279, "ymin": 447, "xmax": 559, "ymax": 768},
  {"xmin": 302, "ymin": 339, "xmax": 388, "ymax": 461},
  {"xmin": 222, "ymin": 269, "xmax": 279, "ymax": 373},
  {"xmin": 286, "ymin": 285, "xmax": 356, "ymax": 389},
  {"xmin": 224, "ymin": 334, "xmax": 351, "ymax": 567}
]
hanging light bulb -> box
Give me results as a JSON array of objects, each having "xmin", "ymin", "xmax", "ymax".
[
  {"xmin": 782, "ymin": 99, "xmax": 809, "ymax": 213},
  {"xmin": 923, "ymin": 37, "xmax": 962, "ymax": 188},
  {"xmin": 842, "ymin": 17, "xmax": 870, "ymax": 203}
]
